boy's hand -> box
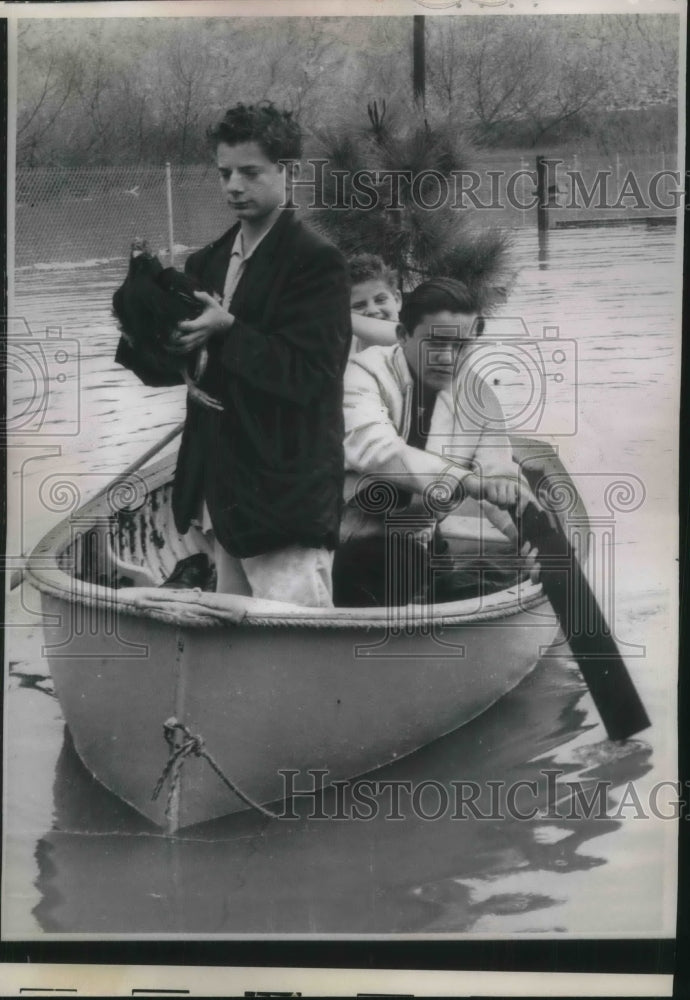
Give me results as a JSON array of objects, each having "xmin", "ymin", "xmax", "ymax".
[
  {"xmin": 450, "ymin": 472, "xmax": 541, "ymax": 582},
  {"xmin": 181, "ymin": 369, "xmax": 224, "ymax": 411},
  {"xmin": 521, "ymin": 540, "xmax": 540, "ymax": 584},
  {"xmin": 458, "ymin": 473, "xmax": 538, "ymax": 544},
  {"xmin": 167, "ymin": 291, "xmax": 234, "ymax": 354},
  {"xmin": 462, "ymin": 473, "xmax": 529, "ymax": 510}
]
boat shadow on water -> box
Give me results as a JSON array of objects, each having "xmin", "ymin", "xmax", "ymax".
[{"xmin": 33, "ymin": 653, "xmax": 652, "ymax": 935}]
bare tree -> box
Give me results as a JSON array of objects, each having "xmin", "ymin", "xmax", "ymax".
[
  {"xmin": 17, "ymin": 23, "xmax": 84, "ymax": 165},
  {"xmin": 153, "ymin": 24, "xmax": 215, "ymax": 161},
  {"xmin": 15, "ymin": 14, "xmax": 678, "ymax": 165},
  {"xmin": 247, "ymin": 18, "xmax": 349, "ymax": 123},
  {"xmin": 427, "ymin": 17, "xmax": 610, "ymax": 147},
  {"xmin": 426, "ymin": 18, "xmax": 461, "ymax": 112}
]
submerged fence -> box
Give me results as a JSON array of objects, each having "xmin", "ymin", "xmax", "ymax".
[
  {"xmin": 14, "ymin": 150, "xmax": 679, "ymax": 274},
  {"xmin": 15, "ymin": 164, "xmax": 224, "ymax": 272}
]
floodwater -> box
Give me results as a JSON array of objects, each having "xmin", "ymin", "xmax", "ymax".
[{"xmin": 3, "ymin": 223, "xmax": 680, "ymax": 937}]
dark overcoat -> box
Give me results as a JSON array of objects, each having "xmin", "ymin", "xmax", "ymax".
[{"xmin": 115, "ymin": 209, "xmax": 352, "ymax": 557}]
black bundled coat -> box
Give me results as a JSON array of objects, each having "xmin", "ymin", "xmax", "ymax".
[{"xmin": 115, "ymin": 209, "xmax": 352, "ymax": 558}]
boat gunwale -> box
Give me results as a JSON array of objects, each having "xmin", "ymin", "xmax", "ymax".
[{"xmin": 25, "ymin": 454, "xmax": 550, "ymax": 630}]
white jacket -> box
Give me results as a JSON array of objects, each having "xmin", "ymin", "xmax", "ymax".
[{"xmin": 341, "ymin": 344, "xmax": 518, "ymax": 543}]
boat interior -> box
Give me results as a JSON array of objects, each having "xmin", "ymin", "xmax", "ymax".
[{"xmin": 53, "ymin": 438, "xmax": 582, "ymax": 612}]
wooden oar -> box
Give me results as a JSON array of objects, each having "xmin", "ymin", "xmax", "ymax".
[
  {"xmin": 88, "ymin": 421, "xmax": 185, "ymax": 505},
  {"xmin": 9, "ymin": 422, "xmax": 185, "ymax": 591},
  {"xmin": 513, "ymin": 499, "xmax": 651, "ymax": 741}
]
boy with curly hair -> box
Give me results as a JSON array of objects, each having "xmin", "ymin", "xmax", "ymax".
[
  {"xmin": 116, "ymin": 103, "xmax": 352, "ymax": 605},
  {"xmin": 348, "ymin": 253, "xmax": 403, "ymax": 351}
]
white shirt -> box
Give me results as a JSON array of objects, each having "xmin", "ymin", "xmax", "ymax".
[{"xmin": 221, "ymin": 217, "xmax": 278, "ymax": 309}]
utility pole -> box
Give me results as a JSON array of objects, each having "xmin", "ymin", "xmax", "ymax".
[{"xmin": 413, "ymin": 15, "xmax": 426, "ymax": 109}]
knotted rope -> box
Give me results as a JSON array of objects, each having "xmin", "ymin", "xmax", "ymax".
[{"xmin": 152, "ymin": 716, "xmax": 280, "ymax": 822}]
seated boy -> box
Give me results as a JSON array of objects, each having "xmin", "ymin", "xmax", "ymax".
[
  {"xmin": 349, "ymin": 253, "xmax": 403, "ymax": 351},
  {"xmin": 334, "ymin": 276, "xmax": 537, "ymax": 607}
]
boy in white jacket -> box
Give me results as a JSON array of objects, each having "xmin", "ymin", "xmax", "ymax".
[{"xmin": 334, "ymin": 277, "xmax": 537, "ymax": 606}]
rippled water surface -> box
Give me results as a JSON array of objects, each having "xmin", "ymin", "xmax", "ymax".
[{"xmin": 3, "ymin": 224, "xmax": 679, "ymax": 937}]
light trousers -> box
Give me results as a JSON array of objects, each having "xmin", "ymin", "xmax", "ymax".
[{"xmin": 213, "ymin": 536, "xmax": 334, "ymax": 608}]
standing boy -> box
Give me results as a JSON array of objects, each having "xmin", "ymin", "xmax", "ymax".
[{"xmin": 116, "ymin": 103, "xmax": 352, "ymax": 605}]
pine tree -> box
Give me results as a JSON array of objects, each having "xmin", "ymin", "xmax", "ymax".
[{"xmin": 307, "ymin": 100, "xmax": 512, "ymax": 309}]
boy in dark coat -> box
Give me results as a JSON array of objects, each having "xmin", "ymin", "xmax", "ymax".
[{"xmin": 115, "ymin": 103, "xmax": 352, "ymax": 605}]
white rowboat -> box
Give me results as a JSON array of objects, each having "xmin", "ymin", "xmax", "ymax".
[{"xmin": 25, "ymin": 436, "xmax": 583, "ymax": 832}]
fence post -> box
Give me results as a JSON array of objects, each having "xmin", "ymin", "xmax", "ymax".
[
  {"xmin": 520, "ymin": 156, "xmax": 527, "ymax": 226},
  {"xmin": 536, "ymin": 155, "xmax": 549, "ymax": 233},
  {"xmin": 165, "ymin": 162, "xmax": 175, "ymax": 266}
]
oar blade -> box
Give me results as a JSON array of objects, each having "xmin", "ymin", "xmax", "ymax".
[{"xmin": 516, "ymin": 501, "xmax": 651, "ymax": 742}]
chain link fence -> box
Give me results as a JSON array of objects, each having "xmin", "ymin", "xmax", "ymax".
[
  {"xmin": 15, "ymin": 165, "xmax": 224, "ymax": 273},
  {"xmin": 469, "ymin": 149, "xmax": 679, "ymax": 228},
  {"xmin": 15, "ymin": 150, "xmax": 678, "ymax": 282}
]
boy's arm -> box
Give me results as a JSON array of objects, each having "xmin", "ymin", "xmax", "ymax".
[
  {"xmin": 454, "ymin": 377, "xmax": 533, "ymax": 532},
  {"xmin": 351, "ymin": 312, "xmax": 402, "ymax": 348},
  {"xmin": 216, "ymin": 246, "xmax": 351, "ymax": 405},
  {"xmin": 343, "ymin": 360, "xmax": 470, "ymax": 497},
  {"xmin": 456, "ymin": 374, "xmax": 519, "ymax": 479}
]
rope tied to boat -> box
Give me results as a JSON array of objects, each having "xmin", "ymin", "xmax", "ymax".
[{"xmin": 151, "ymin": 716, "xmax": 280, "ymax": 822}]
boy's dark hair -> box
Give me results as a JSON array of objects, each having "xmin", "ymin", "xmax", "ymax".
[
  {"xmin": 399, "ymin": 277, "xmax": 485, "ymax": 338},
  {"xmin": 348, "ymin": 253, "xmax": 399, "ymax": 293},
  {"xmin": 207, "ymin": 102, "xmax": 302, "ymax": 162}
]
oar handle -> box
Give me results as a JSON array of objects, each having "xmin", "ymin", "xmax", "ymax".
[
  {"xmin": 511, "ymin": 499, "xmax": 651, "ymax": 742},
  {"xmin": 90, "ymin": 421, "xmax": 185, "ymax": 505}
]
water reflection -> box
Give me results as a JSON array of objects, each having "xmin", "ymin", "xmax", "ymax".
[
  {"xmin": 33, "ymin": 656, "xmax": 651, "ymax": 935},
  {"xmin": 537, "ymin": 228, "xmax": 549, "ymax": 269}
]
